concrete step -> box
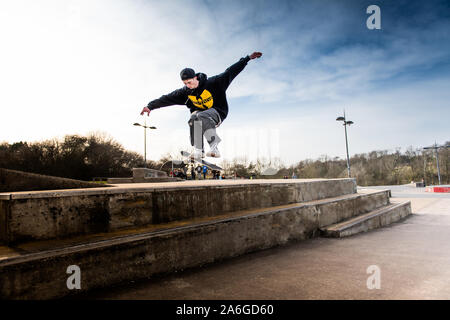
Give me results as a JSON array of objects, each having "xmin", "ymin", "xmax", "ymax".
[
  {"xmin": 0, "ymin": 189, "xmax": 390, "ymax": 257},
  {"xmin": 319, "ymin": 201, "xmax": 412, "ymax": 238},
  {"xmin": 0, "ymin": 179, "xmax": 357, "ymax": 244},
  {"xmin": 316, "ymin": 189, "xmax": 390, "ymax": 228},
  {"xmin": 0, "ymin": 203, "xmax": 319, "ymax": 299},
  {"xmin": 0, "ymin": 189, "xmax": 391, "ymax": 299}
]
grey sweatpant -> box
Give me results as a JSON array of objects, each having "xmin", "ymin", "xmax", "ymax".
[{"xmin": 188, "ymin": 108, "xmax": 222, "ymax": 151}]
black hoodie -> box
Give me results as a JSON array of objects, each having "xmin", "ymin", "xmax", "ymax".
[{"xmin": 146, "ymin": 55, "xmax": 251, "ymax": 121}]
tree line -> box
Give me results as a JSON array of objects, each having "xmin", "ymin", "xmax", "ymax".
[
  {"xmin": 0, "ymin": 133, "xmax": 148, "ymax": 181},
  {"xmin": 0, "ymin": 134, "xmax": 448, "ymax": 186},
  {"xmin": 226, "ymin": 144, "xmax": 449, "ymax": 186}
]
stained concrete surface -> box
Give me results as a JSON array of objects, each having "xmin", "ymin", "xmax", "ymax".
[
  {"xmin": 74, "ymin": 184, "xmax": 450, "ymax": 300},
  {"xmin": 1, "ymin": 179, "xmax": 356, "ymax": 244}
]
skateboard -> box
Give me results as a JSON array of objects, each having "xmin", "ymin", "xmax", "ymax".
[{"xmin": 180, "ymin": 151, "xmax": 222, "ymax": 171}]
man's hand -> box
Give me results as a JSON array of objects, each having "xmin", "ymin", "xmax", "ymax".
[
  {"xmin": 249, "ymin": 52, "xmax": 262, "ymax": 59},
  {"xmin": 140, "ymin": 106, "xmax": 151, "ymax": 116}
]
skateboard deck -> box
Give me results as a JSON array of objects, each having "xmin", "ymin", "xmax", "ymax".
[{"xmin": 180, "ymin": 151, "xmax": 222, "ymax": 171}]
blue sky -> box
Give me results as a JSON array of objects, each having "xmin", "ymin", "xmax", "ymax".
[{"xmin": 1, "ymin": 0, "xmax": 449, "ymax": 166}]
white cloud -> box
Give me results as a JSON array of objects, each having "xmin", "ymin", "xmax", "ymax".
[{"xmin": 1, "ymin": 0, "xmax": 449, "ymax": 167}]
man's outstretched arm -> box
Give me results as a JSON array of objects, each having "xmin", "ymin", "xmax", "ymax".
[
  {"xmin": 140, "ymin": 88, "xmax": 187, "ymax": 116},
  {"xmin": 213, "ymin": 52, "xmax": 262, "ymax": 90}
]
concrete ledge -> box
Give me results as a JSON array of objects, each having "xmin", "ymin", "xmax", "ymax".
[
  {"xmin": 0, "ymin": 189, "xmax": 391, "ymax": 299},
  {"xmin": 0, "ymin": 168, "xmax": 112, "ymax": 193},
  {"xmin": 320, "ymin": 201, "xmax": 412, "ymax": 238},
  {"xmin": 0, "ymin": 187, "xmax": 397, "ymax": 299},
  {"xmin": 0, "ymin": 179, "xmax": 356, "ymax": 244},
  {"xmin": 0, "ymin": 189, "xmax": 390, "ymax": 258},
  {"xmin": 106, "ymin": 168, "xmax": 181, "ymax": 184},
  {"xmin": 317, "ymin": 189, "xmax": 390, "ymax": 228},
  {"xmin": 0, "ymin": 202, "xmax": 321, "ymax": 299},
  {"xmin": 106, "ymin": 177, "xmax": 183, "ymax": 184},
  {"xmin": 0, "ymin": 179, "xmax": 356, "ymax": 200}
]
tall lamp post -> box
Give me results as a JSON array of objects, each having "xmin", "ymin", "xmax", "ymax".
[
  {"xmin": 336, "ymin": 111, "xmax": 354, "ymax": 178},
  {"xmin": 133, "ymin": 120, "xmax": 157, "ymax": 167},
  {"xmin": 423, "ymin": 142, "xmax": 450, "ymax": 185}
]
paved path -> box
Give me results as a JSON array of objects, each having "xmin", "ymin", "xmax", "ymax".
[{"xmin": 75, "ymin": 185, "xmax": 450, "ymax": 300}]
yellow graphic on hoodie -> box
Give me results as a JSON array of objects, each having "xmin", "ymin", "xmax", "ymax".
[{"xmin": 188, "ymin": 89, "xmax": 214, "ymax": 109}]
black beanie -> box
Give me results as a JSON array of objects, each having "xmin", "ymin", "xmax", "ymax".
[{"xmin": 180, "ymin": 68, "xmax": 196, "ymax": 80}]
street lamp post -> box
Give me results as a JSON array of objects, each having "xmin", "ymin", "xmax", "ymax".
[
  {"xmin": 423, "ymin": 142, "xmax": 450, "ymax": 185},
  {"xmin": 133, "ymin": 120, "xmax": 157, "ymax": 167},
  {"xmin": 336, "ymin": 110, "xmax": 354, "ymax": 178}
]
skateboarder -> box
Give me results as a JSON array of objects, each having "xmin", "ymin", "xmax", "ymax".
[{"xmin": 140, "ymin": 52, "xmax": 263, "ymax": 159}]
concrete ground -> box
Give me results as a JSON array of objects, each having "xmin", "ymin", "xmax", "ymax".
[{"xmin": 74, "ymin": 184, "xmax": 450, "ymax": 300}]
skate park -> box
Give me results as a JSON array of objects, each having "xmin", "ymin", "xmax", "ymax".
[
  {"xmin": 0, "ymin": 169, "xmax": 413, "ymax": 299},
  {"xmin": 2, "ymin": 0, "xmax": 450, "ymax": 304}
]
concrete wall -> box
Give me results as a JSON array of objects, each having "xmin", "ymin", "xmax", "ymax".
[
  {"xmin": 0, "ymin": 179, "xmax": 357, "ymax": 244},
  {"xmin": 0, "ymin": 168, "xmax": 111, "ymax": 192},
  {"xmin": 0, "ymin": 189, "xmax": 396, "ymax": 299},
  {"xmin": 0, "ymin": 203, "xmax": 327, "ymax": 299},
  {"xmin": 106, "ymin": 177, "xmax": 182, "ymax": 184},
  {"xmin": 106, "ymin": 168, "xmax": 180, "ymax": 184},
  {"xmin": 132, "ymin": 168, "xmax": 167, "ymax": 178}
]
